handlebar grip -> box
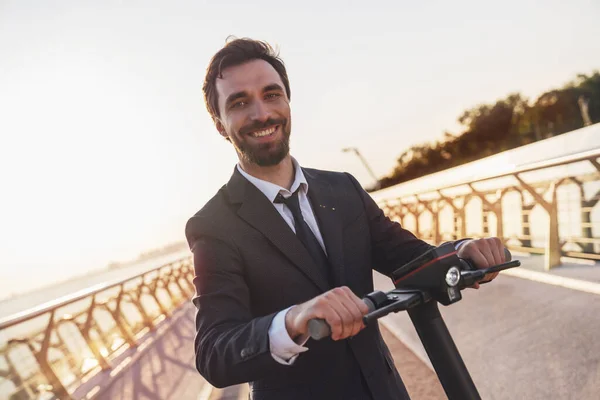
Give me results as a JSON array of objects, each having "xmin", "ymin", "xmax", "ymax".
[
  {"xmin": 308, "ymin": 298, "xmax": 376, "ymax": 340},
  {"xmin": 307, "ymin": 319, "xmax": 331, "ymax": 341}
]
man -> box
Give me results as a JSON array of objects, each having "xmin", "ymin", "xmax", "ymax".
[{"xmin": 185, "ymin": 38, "xmax": 504, "ymax": 400}]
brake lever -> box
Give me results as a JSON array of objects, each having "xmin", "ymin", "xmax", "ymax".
[
  {"xmin": 362, "ymin": 290, "xmax": 426, "ymax": 326},
  {"xmin": 460, "ymin": 260, "xmax": 521, "ymax": 288}
]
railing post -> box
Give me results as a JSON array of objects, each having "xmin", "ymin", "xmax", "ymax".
[
  {"xmin": 150, "ymin": 283, "xmax": 171, "ymax": 318},
  {"xmin": 31, "ymin": 311, "xmax": 72, "ymax": 400},
  {"xmin": 178, "ymin": 275, "xmax": 194, "ymax": 298},
  {"xmin": 133, "ymin": 293, "xmax": 155, "ymax": 331},
  {"xmin": 407, "ymin": 204, "xmax": 421, "ymax": 237},
  {"xmin": 420, "ymin": 198, "xmax": 441, "ymax": 245},
  {"xmin": 482, "ymin": 206, "xmax": 489, "ymax": 236},
  {"xmin": 110, "ymin": 291, "xmax": 138, "ymax": 347},
  {"xmin": 437, "ymin": 192, "xmax": 465, "ymax": 240},
  {"xmin": 467, "ymin": 184, "xmax": 506, "ymax": 243},
  {"xmin": 182, "ymin": 265, "xmax": 197, "ymax": 295},
  {"xmin": 520, "ymin": 201, "xmax": 534, "ymax": 247},
  {"xmin": 81, "ymin": 296, "xmax": 111, "ymax": 370},
  {"xmin": 30, "ymin": 343, "xmax": 72, "ymax": 400},
  {"xmin": 495, "ymin": 192, "xmax": 505, "ymax": 243},
  {"xmin": 453, "ymin": 212, "xmax": 460, "ymax": 240},
  {"xmin": 55, "ymin": 328, "xmax": 79, "ymax": 370},
  {"xmin": 574, "ymin": 178, "xmax": 598, "ymax": 253},
  {"xmin": 546, "ymin": 182, "xmax": 561, "ymax": 270},
  {"xmin": 433, "ymin": 205, "xmax": 441, "ymax": 245},
  {"xmin": 173, "ymin": 273, "xmax": 190, "ymax": 299},
  {"xmin": 515, "ymin": 175, "xmax": 562, "ymax": 269}
]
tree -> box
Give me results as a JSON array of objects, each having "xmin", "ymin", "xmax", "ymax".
[{"xmin": 376, "ymin": 70, "xmax": 599, "ymax": 190}]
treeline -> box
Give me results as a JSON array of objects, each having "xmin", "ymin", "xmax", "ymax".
[{"xmin": 377, "ymin": 71, "xmax": 600, "ymax": 190}]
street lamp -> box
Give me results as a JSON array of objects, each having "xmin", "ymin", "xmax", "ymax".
[{"xmin": 342, "ymin": 147, "xmax": 380, "ymax": 190}]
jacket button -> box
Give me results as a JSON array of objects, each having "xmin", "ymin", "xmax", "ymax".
[{"xmin": 241, "ymin": 347, "xmax": 255, "ymax": 358}]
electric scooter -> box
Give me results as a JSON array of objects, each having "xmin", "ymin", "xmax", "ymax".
[{"xmin": 308, "ymin": 242, "xmax": 520, "ymax": 400}]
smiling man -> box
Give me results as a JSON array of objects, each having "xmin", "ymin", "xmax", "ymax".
[{"xmin": 185, "ymin": 37, "xmax": 504, "ymax": 400}]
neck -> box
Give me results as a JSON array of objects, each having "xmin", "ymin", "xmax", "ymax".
[{"xmin": 239, "ymin": 155, "xmax": 295, "ymax": 190}]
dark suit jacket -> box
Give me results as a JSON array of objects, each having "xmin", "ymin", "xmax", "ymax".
[{"xmin": 185, "ymin": 167, "xmax": 435, "ymax": 400}]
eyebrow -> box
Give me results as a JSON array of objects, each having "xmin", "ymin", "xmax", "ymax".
[
  {"xmin": 263, "ymin": 83, "xmax": 285, "ymax": 93},
  {"xmin": 224, "ymin": 84, "xmax": 285, "ymax": 107}
]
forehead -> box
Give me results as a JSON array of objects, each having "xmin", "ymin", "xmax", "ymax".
[{"xmin": 216, "ymin": 59, "xmax": 284, "ymax": 102}]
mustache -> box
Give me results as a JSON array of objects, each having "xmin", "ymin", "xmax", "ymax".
[{"xmin": 239, "ymin": 118, "xmax": 287, "ymax": 135}]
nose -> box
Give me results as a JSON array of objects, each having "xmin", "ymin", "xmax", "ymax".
[{"xmin": 250, "ymin": 100, "xmax": 270, "ymax": 122}]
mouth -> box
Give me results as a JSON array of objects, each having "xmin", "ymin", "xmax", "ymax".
[{"xmin": 248, "ymin": 125, "xmax": 279, "ymax": 139}]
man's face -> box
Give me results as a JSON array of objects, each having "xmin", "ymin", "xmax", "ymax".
[{"xmin": 215, "ymin": 59, "xmax": 292, "ymax": 167}]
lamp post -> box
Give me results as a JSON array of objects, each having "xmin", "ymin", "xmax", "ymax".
[{"xmin": 342, "ymin": 147, "xmax": 380, "ymax": 190}]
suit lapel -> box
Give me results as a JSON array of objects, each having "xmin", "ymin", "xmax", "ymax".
[
  {"xmin": 226, "ymin": 168, "xmax": 330, "ymax": 293},
  {"xmin": 304, "ymin": 169, "xmax": 346, "ymax": 288}
]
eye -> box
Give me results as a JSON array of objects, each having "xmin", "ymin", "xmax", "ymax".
[
  {"xmin": 231, "ymin": 100, "xmax": 247, "ymax": 109},
  {"xmin": 265, "ymin": 93, "xmax": 281, "ymax": 100}
]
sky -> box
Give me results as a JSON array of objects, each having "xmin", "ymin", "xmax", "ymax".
[{"xmin": 1, "ymin": 0, "xmax": 599, "ymax": 298}]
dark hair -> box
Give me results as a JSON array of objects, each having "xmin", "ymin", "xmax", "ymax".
[{"xmin": 203, "ymin": 37, "xmax": 291, "ymax": 122}]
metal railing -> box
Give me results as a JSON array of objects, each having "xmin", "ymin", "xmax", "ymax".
[
  {"xmin": 0, "ymin": 256, "xmax": 194, "ymax": 400},
  {"xmin": 372, "ymin": 148, "xmax": 600, "ymax": 270}
]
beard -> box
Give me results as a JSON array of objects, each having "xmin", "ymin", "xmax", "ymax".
[{"xmin": 230, "ymin": 118, "xmax": 291, "ymax": 167}]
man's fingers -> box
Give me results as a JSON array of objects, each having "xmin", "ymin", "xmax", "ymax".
[
  {"xmin": 488, "ymin": 237, "xmax": 504, "ymax": 265},
  {"xmin": 326, "ymin": 294, "xmax": 353, "ymax": 340},
  {"xmin": 478, "ymin": 239, "xmax": 497, "ymax": 267},
  {"xmin": 340, "ymin": 286, "xmax": 369, "ymax": 315},
  {"xmin": 339, "ymin": 287, "xmax": 368, "ymax": 336},
  {"xmin": 335, "ymin": 287, "xmax": 367, "ymax": 338},
  {"xmin": 346, "ymin": 287, "xmax": 369, "ymax": 320},
  {"xmin": 467, "ymin": 245, "xmax": 490, "ymax": 269},
  {"xmin": 337, "ymin": 297, "xmax": 362, "ymax": 337},
  {"xmin": 316, "ymin": 287, "xmax": 369, "ymax": 340},
  {"xmin": 463, "ymin": 245, "xmax": 489, "ymax": 288},
  {"xmin": 482, "ymin": 238, "xmax": 503, "ymax": 281}
]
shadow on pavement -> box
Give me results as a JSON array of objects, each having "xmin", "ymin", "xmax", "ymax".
[{"xmin": 97, "ymin": 305, "xmax": 208, "ymax": 400}]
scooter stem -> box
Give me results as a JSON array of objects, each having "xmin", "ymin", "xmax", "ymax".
[{"xmin": 407, "ymin": 299, "xmax": 481, "ymax": 400}]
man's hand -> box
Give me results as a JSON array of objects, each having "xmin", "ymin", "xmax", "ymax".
[
  {"xmin": 285, "ymin": 286, "xmax": 370, "ymax": 341},
  {"xmin": 457, "ymin": 237, "xmax": 506, "ymax": 288}
]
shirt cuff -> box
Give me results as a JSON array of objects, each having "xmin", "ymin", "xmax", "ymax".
[
  {"xmin": 268, "ymin": 306, "xmax": 309, "ymax": 365},
  {"xmin": 455, "ymin": 239, "xmax": 472, "ymax": 251}
]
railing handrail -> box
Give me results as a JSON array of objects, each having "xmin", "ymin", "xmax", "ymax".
[
  {"xmin": 373, "ymin": 147, "xmax": 600, "ymax": 201},
  {"xmin": 471, "ymin": 147, "xmax": 599, "ymax": 184},
  {"xmin": 0, "ymin": 255, "xmax": 191, "ymax": 330}
]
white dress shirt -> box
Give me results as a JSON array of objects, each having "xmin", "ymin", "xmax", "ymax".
[{"xmin": 236, "ymin": 158, "xmax": 324, "ymax": 365}]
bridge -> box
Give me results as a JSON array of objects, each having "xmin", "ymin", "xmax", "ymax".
[{"xmin": 1, "ymin": 124, "xmax": 599, "ymax": 400}]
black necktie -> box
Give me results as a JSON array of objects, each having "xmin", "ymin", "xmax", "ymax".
[{"xmin": 275, "ymin": 189, "xmax": 332, "ymax": 285}]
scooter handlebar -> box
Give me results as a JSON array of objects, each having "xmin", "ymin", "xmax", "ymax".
[{"xmin": 308, "ymin": 248, "xmax": 517, "ymax": 340}]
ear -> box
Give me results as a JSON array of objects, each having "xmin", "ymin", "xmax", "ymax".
[{"xmin": 215, "ymin": 119, "xmax": 229, "ymax": 141}]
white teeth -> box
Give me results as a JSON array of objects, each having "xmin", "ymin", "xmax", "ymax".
[{"xmin": 252, "ymin": 126, "xmax": 276, "ymax": 137}]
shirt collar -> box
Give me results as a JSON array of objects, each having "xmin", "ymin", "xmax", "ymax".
[{"xmin": 236, "ymin": 157, "xmax": 309, "ymax": 203}]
